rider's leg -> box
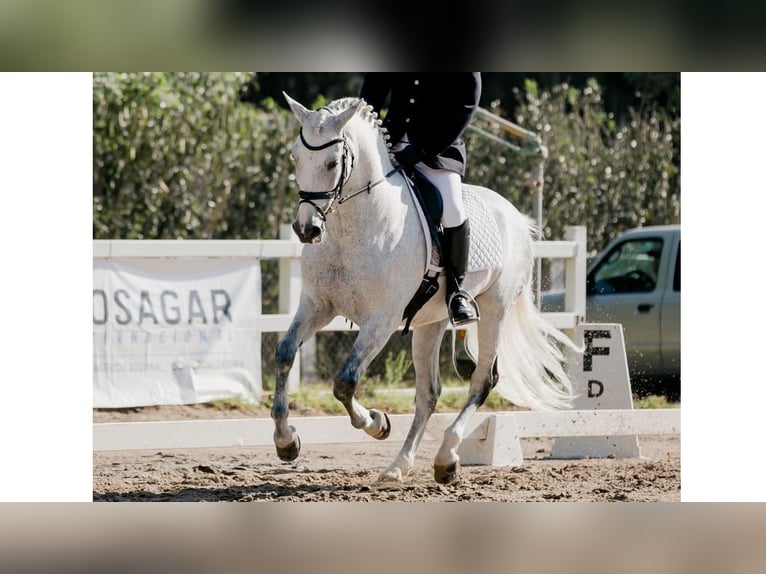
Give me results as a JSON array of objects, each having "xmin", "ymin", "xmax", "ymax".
[{"xmin": 416, "ymin": 165, "xmax": 478, "ymax": 326}]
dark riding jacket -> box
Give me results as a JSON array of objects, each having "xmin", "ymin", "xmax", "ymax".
[{"xmin": 360, "ymin": 73, "xmax": 482, "ymax": 176}]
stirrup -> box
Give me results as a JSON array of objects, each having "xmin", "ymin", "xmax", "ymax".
[{"xmin": 447, "ymin": 290, "xmax": 480, "ymax": 327}]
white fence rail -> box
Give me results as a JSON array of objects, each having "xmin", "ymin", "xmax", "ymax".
[
  {"xmin": 93, "ymin": 225, "xmax": 587, "ymax": 392},
  {"xmin": 94, "ymin": 409, "xmax": 680, "ymax": 451},
  {"xmin": 93, "ymin": 408, "xmax": 679, "ymax": 467},
  {"xmin": 93, "ymin": 225, "xmax": 587, "ymax": 330}
]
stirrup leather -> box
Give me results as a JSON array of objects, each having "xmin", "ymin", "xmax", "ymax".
[{"xmin": 447, "ymin": 289, "xmax": 480, "ymax": 326}]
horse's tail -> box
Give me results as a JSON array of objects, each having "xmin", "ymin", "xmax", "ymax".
[{"xmin": 472, "ymin": 284, "xmax": 580, "ymax": 410}]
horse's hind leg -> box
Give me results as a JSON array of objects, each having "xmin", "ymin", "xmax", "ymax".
[
  {"xmin": 272, "ymin": 299, "xmax": 334, "ymax": 462},
  {"xmin": 379, "ymin": 319, "xmax": 449, "ymax": 482},
  {"xmin": 434, "ymin": 301, "xmax": 502, "ymax": 484},
  {"xmin": 333, "ymin": 317, "xmax": 398, "ymax": 440}
]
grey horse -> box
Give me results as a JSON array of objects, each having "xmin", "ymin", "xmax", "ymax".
[{"xmin": 272, "ymin": 94, "xmax": 578, "ymax": 484}]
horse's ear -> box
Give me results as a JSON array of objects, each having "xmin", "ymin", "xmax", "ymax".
[
  {"xmin": 283, "ymin": 92, "xmax": 310, "ymax": 124},
  {"xmin": 330, "ymin": 100, "xmax": 362, "ymax": 132}
]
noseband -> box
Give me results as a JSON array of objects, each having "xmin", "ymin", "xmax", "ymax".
[{"xmin": 295, "ymin": 127, "xmax": 398, "ymax": 222}]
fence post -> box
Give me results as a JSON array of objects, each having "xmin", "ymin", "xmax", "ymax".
[
  {"xmin": 565, "ymin": 226, "xmax": 587, "ymax": 328},
  {"xmin": 279, "ymin": 225, "xmax": 303, "ymax": 392}
]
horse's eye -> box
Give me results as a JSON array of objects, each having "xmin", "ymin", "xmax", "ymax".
[{"xmin": 326, "ymin": 159, "xmax": 338, "ymax": 170}]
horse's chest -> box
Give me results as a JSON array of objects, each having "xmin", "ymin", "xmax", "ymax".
[
  {"xmin": 308, "ymin": 260, "xmax": 351, "ymax": 290},
  {"xmin": 302, "ymin": 244, "xmax": 414, "ymax": 316},
  {"xmin": 303, "ymin": 250, "xmax": 353, "ymax": 293}
]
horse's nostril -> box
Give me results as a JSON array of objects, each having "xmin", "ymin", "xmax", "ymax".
[{"xmin": 310, "ymin": 227, "xmax": 321, "ymax": 239}]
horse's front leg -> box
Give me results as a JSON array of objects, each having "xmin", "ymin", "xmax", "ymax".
[
  {"xmin": 272, "ymin": 298, "xmax": 334, "ymax": 462},
  {"xmin": 379, "ymin": 320, "xmax": 448, "ymax": 483},
  {"xmin": 333, "ymin": 317, "xmax": 398, "ymax": 440}
]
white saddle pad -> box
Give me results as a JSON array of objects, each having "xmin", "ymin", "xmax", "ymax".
[
  {"xmin": 463, "ymin": 187, "xmax": 502, "ymax": 272},
  {"xmin": 406, "ymin": 180, "xmax": 503, "ymax": 275}
]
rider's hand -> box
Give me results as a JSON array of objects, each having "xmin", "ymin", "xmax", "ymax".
[{"xmin": 394, "ymin": 145, "xmax": 423, "ymax": 176}]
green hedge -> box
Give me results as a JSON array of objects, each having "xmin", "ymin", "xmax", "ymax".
[
  {"xmin": 94, "ymin": 73, "xmax": 679, "ymax": 256},
  {"xmin": 94, "ymin": 72, "xmax": 297, "ymax": 241},
  {"xmin": 464, "ymin": 78, "xmax": 679, "ymax": 254}
]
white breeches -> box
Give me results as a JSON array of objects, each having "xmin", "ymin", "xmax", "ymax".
[
  {"xmin": 414, "ymin": 163, "xmax": 467, "ymax": 229},
  {"xmin": 394, "ymin": 136, "xmax": 468, "ymax": 229}
]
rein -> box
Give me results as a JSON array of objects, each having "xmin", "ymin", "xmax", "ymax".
[{"xmin": 297, "ymin": 127, "xmax": 397, "ymax": 220}]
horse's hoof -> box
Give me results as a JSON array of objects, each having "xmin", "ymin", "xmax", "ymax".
[
  {"xmin": 376, "ymin": 467, "xmax": 403, "ymax": 483},
  {"xmin": 434, "ymin": 460, "xmax": 460, "ymax": 484},
  {"xmin": 369, "ymin": 410, "xmax": 391, "ymax": 440},
  {"xmin": 276, "ymin": 434, "xmax": 301, "ymax": 462}
]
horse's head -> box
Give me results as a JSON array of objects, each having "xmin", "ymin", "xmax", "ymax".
[{"xmin": 284, "ymin": 92, "xmax": 363, "ymax": 244}]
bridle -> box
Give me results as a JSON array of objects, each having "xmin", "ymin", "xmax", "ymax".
[{"xmin": 295, "ymin": 127, "xmax": 398, "ymax": 223}]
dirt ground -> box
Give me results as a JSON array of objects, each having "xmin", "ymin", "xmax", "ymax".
[{"xmin": 93, "ymin": 405, "xmax": 680, "ymax": 502}]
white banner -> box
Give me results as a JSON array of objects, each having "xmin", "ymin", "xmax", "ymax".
[{"xmin": 93, "ymin": 258, "xmax": 262, "ymax": 408}]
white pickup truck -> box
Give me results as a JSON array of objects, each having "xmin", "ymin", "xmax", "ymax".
[{"xmin": 542, "ymin": 225, "xmax": 681, "ymax": 398}]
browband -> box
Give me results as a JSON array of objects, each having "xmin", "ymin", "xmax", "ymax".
[{"xmin": 299, "ymin": 128, "xmax": 345, "ymax": 151}]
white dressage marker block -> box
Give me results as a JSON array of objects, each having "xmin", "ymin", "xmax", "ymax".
[
  {"xmin": 458, "ymin": 415, "xmax": 523, "ymax": 466},
  {"xmin": 551, "ymin": 323, "xmax": 641, "ymax": 459},
  {"xmin": 458, "ymin": 409, "xmax": 679, "ymax": 466}
]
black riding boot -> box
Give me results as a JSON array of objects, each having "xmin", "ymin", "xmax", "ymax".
[{"xmin": 444, "ymin": 220, "xmax": 479, "ymax": 326}]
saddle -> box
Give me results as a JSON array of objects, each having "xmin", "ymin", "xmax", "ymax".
[
  {"xmin": 400, "ymin": 172, "xmax": 503, "ymax": 335},
  {"xmin": 409, "ymin": 171, "xmax": 444, "ymax": 254},
  {"xmin": 401, "ymin": 171, "xmax": 445, "ymax": 335}
]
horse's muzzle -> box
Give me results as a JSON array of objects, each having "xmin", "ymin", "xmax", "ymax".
[{"xmin": 292, "ymin": 219, "xmax": 324, "ymax": 244}]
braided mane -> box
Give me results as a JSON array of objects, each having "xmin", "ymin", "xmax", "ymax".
[{"xmin": 325, "ymin": 97, "xmax": 391, "ymax": 150}]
